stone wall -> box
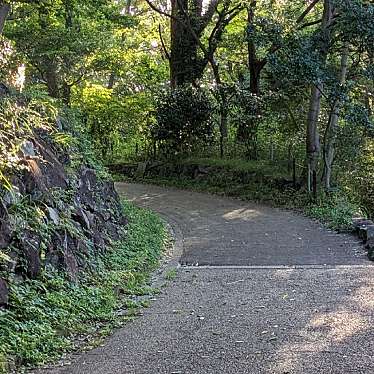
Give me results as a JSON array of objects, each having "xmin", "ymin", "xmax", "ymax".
[
  {"xmin": 354, "ymin": 219, "xmax": 374, "ymax": 261},
  {"xmin": 0, "ymin": 129, "xmax": 127, "ymax": 308}
]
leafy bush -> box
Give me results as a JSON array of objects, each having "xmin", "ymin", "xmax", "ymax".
[{"xmin": 152, "ymin": 85, "xmax": 214, "ymax": 156}]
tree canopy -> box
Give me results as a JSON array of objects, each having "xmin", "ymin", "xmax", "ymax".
[{"xmin": 0, "ymin": 0, "xmax": 373, "ymax": 215}]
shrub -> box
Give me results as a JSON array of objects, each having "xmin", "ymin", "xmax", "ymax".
[{"xmin": 152, "ymin": 85, "xmax": 214, "ymax": 157}]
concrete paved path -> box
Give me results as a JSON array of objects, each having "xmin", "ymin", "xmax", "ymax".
[{"xmin": 40, "ymin": 183, "xmax": 374, "ymax": 374}]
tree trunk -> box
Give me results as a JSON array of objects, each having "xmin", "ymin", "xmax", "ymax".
[
  {"xmin": 63, "ymin": 0, "xmax": 73, "ymax": 28},
  {"xmin": 107, "ymin": 72, "xmax": 116, "ymax": 89},
  {"xmin": 45, "ymin": 61, "xmax": 59, "ymax": 99},
  {"xmin": 219, "ymin": 108, "xmax": 228, "ymax": 158},
  {"xmin": 61, "ymin": 82, "xmax": 71, "ymax": 105},
  {"xmin": 306, "ymin": 84, "xmax": 322, "ymax": 185},
  {"xmin": 210, "ymin": 60, "xmax": 229, "ymax": 158},
  {"xmin": 0, "ymin": 2, "xmax": 10, "ymax": 35},
  {"xmin": 237, "ymin": 3, "xmax": 263, "ymax": 150},
  {"xmin": 170, "ymin": 0, "xmax": 206, "ymax": 87},
  {"xmin": 323, "ymin": 43, "xmax": 349, "ymax": 190},
  {"xmin": 305, "ymin": 0, "xmax": 334, "ymax": 190}
]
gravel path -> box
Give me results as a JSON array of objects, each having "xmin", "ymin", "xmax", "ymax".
[{"xmin": 38, "ymin": 183, "xmax": 374, "ymax": 374}]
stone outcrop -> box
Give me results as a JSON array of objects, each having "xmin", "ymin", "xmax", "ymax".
[
  {"xmin": 353, "ymin": 218, "xmax": 374, "ymax": 261},
  {"xmin": 0, "ymin": 129, "xmax": 127, "ymax": 307}
]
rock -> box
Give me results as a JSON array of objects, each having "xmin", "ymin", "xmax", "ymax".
[
  {"xmin": 56, "ymin": 116, "xmax": 64, "ymax": 131},
  {"xmin": 366, "ymin": 237, "xmax": 374, "ymax": 250},
  {"xmin": 0, "ymin": 278, "xmax": 8, "ymax": 306},
  {"xmin": 77, "ymin": 167, "xmax": 99, "ymax": 210},
  {"xmin": 19, "ymin": 231, "xmax": 42, "ymax": 279},
  {"xmin": 46, "ymin": 231, "xmax": 85, "ymax": 278},
  {"xmin": 368, "ymin": 245, "xmax": 374, "ymax": 261},
  {"xmin": 20, "ymin": 140, "xmax": 36, "ymax": 158},
  {"xmin": 62, "ymin": 248, "xmax": 79, "ymax": 282},
  {"xmin": 0, "ymin": 200, "xmax": 7, "ymax": 219},
  {"xmin": 358, "ymin": 225, "xmax": 374, "ymax": 242},
  {"xmin": 33, "ymin": 138, "xmax": 69, "ymax": 190},
  {"xmin": 1, "ymin": 126, "xmax": 127, "ymax": 285},
  {"xmin": 362, "ymin": 225, "xmax": 374, "ymax": 243},
  {"xmin": 22, "ymin": 158, "xmax": 47, "ymax": 196},
  {"xmin": 0, "ymin": 220, "xmax": 12, "ymax": 249},
  {"xmin": 104, "ymin": 221, "xmax": 122, "ymax": 242},
  {"xmin": 79, "ymin": 167, "xmax": 98, "ymax": 193},
  {"xmin": 353, "ymin": 218, "xmax": 373, "ymax": 232},
  {"xmin": 72, "ymin": 207, "xmax": 91, "ymax": 230},
  {"xmin": 0, "ymin": 200, "xmax": 11, "ymax": 249},
  {"xmin": 3, "ymin": 185, "xmax": 22, "ymax": 206},
  {"xmin": 135, "ymin": 161, "xmax": 148, "ymax": 178},
  {"xmin": 46, "ymin": 206, "xmax": 60, "ymax": 225},
  {"xmin": 0, "ymin": 83, "xmax": 10, "ymax": 97}
]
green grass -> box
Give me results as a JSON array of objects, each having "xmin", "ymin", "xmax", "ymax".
[{"xmin": 0, "ymin": 200, "xmax": 167, "ymax": 373}]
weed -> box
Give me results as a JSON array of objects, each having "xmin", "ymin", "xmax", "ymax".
[
  {"xmin": 0, "ymin": 200, "xmax": 167, "ymax": 372},
  {"xmin": 165, "ymin": 268, "xmax": 177, "ymax": 281}
]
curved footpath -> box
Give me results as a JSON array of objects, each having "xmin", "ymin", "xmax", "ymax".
[{"xmin": 39, "ymin": 183, "xmax": 373, "ymax": 374}]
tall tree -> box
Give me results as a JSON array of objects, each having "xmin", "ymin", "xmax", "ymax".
[
  {"xmin": 323, "ymin": 43, "xmax": 349, "ymax": 190},
  {"xmin": 305, "ymin": 0, "xmax": 334, "ymax": 193},
  {"xmin": 146, "ymin": 0, "xmax": 241, "ymax": 87}
]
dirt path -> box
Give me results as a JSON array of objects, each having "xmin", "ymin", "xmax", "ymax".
[{"xmin": 39, "ymin": 183, "xmax": 374, "ymax": 374}]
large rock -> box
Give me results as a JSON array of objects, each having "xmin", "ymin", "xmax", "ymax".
[
  {"xmin": 366, "ymin": 237, "xmax": 374, "ymax": 259},
  {"xmin": 46, "ymin": 231, "xmax": 89, "ymax": 279},
  {"xmin": 1, "ymin": 125, "xmax": 127, "ymax": 286},
  {"xmin": 19, "ymin": 231, "xmax": 42, "ymax": 279},
  {"xmin": 0, "ymin": 278, "xmax": 8, "ymax": 307},
  {"xmin": 0, "ymin": 200, "xmax": 12, "ymax": 249}
]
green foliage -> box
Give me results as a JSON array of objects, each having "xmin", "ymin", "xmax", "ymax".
[
  {"xmin": 343, "ymin": 140, "xmax": 374, "ymax": 218},
  {"xmin": 182, "ymin": 157, "xmax": 287, "ymax": 177},
  {"xmin": 0, "ymin": 200, "xmax": 166, "ymax": 371},
  {"xmin": 0, "ymin": 96, "xmax": 56, "ymax": 190},
  {"xmin": 152, "ymin": 86, "xmax": 214, "ymax": 156},
  {"xmin": 73, "ymin": 84, "xmax": 154, "ymax": 163},
  {"xmin": 305, "ymin": 192, "xmax": 360, "ymax": 231},
  {"xmin": 5, "ymin": 0, "xmax": 129, "ymax": 100}
]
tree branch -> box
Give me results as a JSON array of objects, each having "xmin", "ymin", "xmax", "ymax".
[
  {"xmin": 200, "ymin": 0, "xmax": 220, "ymax": 29},
  {"xmin": 158, "ymin": 23, "xmax": 170, "ymax": 60},
  {"xmin": 298, "ymin": 18, "xmax": 322, "ymax": 29},
  {"xmin": 296, "ymin": 0, "xmax": 321, "ymax": 24},
  {"xmin": 144, "ymin": 0, "xmax": 173, "ymax": 19}
]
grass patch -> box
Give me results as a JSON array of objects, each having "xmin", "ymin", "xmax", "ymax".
[{"xmin": 0, "ymin": 200, "xmax": 167, "ymax": 373}]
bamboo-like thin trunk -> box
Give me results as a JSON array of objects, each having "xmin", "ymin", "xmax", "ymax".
[
  {"xmin": 323, "ymin": 43, "xmax": 349, "ymax": 190},
  {"xmin": 305, "ymin": 0, "xmax": 334, "ymax": 191}
]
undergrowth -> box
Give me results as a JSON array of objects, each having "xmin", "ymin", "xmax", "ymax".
[
  {"xmin": 181, "ymin": 157, "xmax": 288, "ymax": 178},
  {"xmin": 0, "ymin": 200, "xmax": 167, "ymax": 373}
]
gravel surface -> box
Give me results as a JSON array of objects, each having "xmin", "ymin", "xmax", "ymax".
[{"xmin": 36, "ymin": 183, "xmax": 374, "ymax": 374}]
